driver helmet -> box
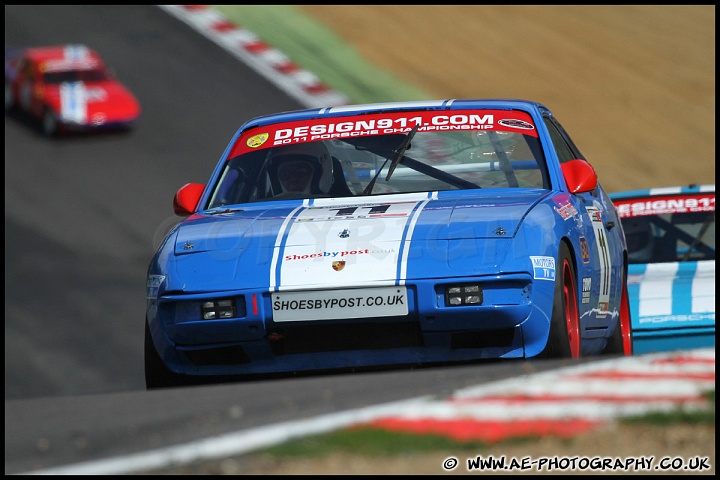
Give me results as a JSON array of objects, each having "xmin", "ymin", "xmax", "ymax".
[
  {"xmin": 623, "ymin": 216, "xmax": 655, "ymax": 263},
  {"xmin": 268, "ymin": 141, "xmax": 333, "ymax": 195}
]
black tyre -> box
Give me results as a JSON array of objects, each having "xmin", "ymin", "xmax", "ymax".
[
  {"xmin": 4, "ymin": 83, "xmax": 16, "ymax": 112},
  {"xmin": 603, "ymin": 267, "xmax": 634, "ymax": 355},
  {"xmin": 41, "ymin": 109, "xmax": 58, "ymax": 136},
  {"xmin": 540, "ymin": 241, "xmax": 581, "ymax": 359},
  {"xmin": 144, "ymin": 320, "xmax": 187, "ymax": 389}
]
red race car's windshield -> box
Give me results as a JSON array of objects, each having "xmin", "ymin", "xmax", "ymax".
[{"xmin": 42, "ymin": 68, "xmax": 110, "ymax": 84}]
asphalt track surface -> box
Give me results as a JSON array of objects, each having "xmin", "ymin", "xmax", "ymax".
[{"xmin": 4, "ymin": 6, "xmax": 708, "ymax": 476}]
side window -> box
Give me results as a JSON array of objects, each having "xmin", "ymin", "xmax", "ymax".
[
  {"xmin": 542, "ymin": 116, "xmax": 576, "ymax": 164},
  {"xmin": 543, "ymin": 113, "xmax": 599, "ymax": 196}
]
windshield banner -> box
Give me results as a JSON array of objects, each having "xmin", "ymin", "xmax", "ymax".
[
  {"xmin": 614, "ymin": 193, "xmax": 715, "ymax": 217},
  {"xmin": 231, "ymin": 109, "xmax": 537, "ymax": 157}
]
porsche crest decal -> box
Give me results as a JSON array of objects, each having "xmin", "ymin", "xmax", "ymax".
[
  {"xmin": 332, "ymin": 261, "xmax": 346, "ymax": 271},
  {"xmin": 246, "ymin": 133, "xmax": 269, "ymax": 148}
]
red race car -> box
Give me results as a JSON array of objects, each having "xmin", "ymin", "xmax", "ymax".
[{"xmin": 4, "ymin": 44, "xmax": 140, "ymax": 136}]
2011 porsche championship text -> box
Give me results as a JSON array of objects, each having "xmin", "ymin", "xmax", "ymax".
[
  {"xmin": 231, "ymin": 109, "xmax": 540, "ymax": 156},
  {"xmin": 274, "ymin": 114, "xmax": 496, "ymax": 144},
  {"xmin": 261, "ymin": 110, "xmax": 539, "ymax": 147}
]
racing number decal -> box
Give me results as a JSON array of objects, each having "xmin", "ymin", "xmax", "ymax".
[
  {"xmin": 586, "ymin": 206, "xmax": 612, "ymax": 317},
  {"xmin": 301, "ymin": 204, "xmax": 393, "ymax": 220}
]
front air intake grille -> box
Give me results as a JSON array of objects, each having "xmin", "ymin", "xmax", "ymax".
[
  {"xmin": 268, "ymin": 321, "xmax": 422, "ymax": 355},
  {"xmin": 185, "ymin": 345, "xmax": 251, "ymax": 365},
  {"xmin": 450, "ymin": 328, "xmax": 515, "ymax": 349}
]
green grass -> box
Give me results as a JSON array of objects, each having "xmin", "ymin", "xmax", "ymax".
[
  {"xmin": 620, "ymin": 389, "xmax": 715, "ymax": 426},
  {"xmin": 261, "ymin": 427, "xmax": 540, "ymax": 458},
  {"xmin": 211, "ymin": 5, "xmax": 431, "ymax": 104},
  {"xmin": 258, "ymin": 390, "xmax": 715, "ymax": 459}
]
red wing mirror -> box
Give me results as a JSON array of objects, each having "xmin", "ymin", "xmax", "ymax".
[
  {"xmin": 173, "ymin": 183, "xmax": 205, "ymax": 216},
  {"xmin": 561, "ymin": 159, "xmax": 598, "ymax": 194}
]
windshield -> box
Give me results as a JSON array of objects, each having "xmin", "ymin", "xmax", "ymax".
[
  {"xmin": 616, "ymin": 194, "xmax": 716, "ymax": 264},
  {"xmin": 626, "ymin": 210, "xmax": 715, "ymax": 264},
  {"xmin": 208, "ymin": 128, "xmax": 548, "ymax": 208},
  {"xmin": 43, "ymin": 68, "xmax": 110, "ymax": 84}
]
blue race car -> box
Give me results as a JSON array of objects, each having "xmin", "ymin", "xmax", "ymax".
[
  {"xmin": 145, "ymin": 99, "xmax": 632, "ymax": 389},
  {"xmin": 610, "ymin": 184, "xmax": 715, "ymax": 354}
]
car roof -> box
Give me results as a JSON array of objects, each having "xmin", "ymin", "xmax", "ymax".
[
  {"xmin": 24, "ymin": 44, "xmax": 105, "ymax": 73},
  {"xmin": 237, "ymin": 98, "xmax": 548, "ymax": 130},
  {"xmin": 609, "ymin": 184, "xmax": 715, "ymax": 200}
]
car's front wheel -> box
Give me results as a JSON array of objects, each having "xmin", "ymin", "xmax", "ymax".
[
  {"xmin": 540, "ymin": 241, "xmax": 581, "ymax": 359},
  {"xmin": 144, "ymin": 320, "xmax": 187, "ymax": 390},
  {"xmin": 41, "ymin": 109, "xmax": 59, "ymax": 136}
]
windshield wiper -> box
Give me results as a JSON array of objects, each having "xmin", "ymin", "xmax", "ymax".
[
  {"xmin": 362, "ymin": 125, "xmax": 419, "ymax": 196},
  {"xmin": 206, "ymin": 207, "xmax": 245, "ymax": 215},
  {"xmin": 386, "ymin": 124, "xmax": 419, "ymax": 181}
]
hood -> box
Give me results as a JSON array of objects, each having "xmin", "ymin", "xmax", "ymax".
[
  {"xmin": 170, "ymin": 192, "xmax": 546, "ymax": 292},
  {"xmin": 43, "ymin": 80, "xmax": 140, "ymax": 123}
]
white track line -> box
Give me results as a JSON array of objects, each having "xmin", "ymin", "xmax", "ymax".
[
  {"xmin": 158, "ymin": 5, "xmax": 349, "ymax": 108},
  {"xmin": 22, "ymin": 347, "xmax": 714, "ymax": 475}
]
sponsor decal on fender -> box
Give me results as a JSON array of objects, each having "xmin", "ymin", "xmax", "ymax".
[
  {"xmin": 552, "ymin": 194, "xmax": 578, "ymax": 220},
  {"xmin": 582, "ymin": 277, "xmax": 591, "ymax": 304},
  {"xmin": 530, "ymin": 256, "xmax": 556, "ymax": 281},
  {"xmin": 579, "ymin": 236, "xmax": 590, "ymax": 263}
]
